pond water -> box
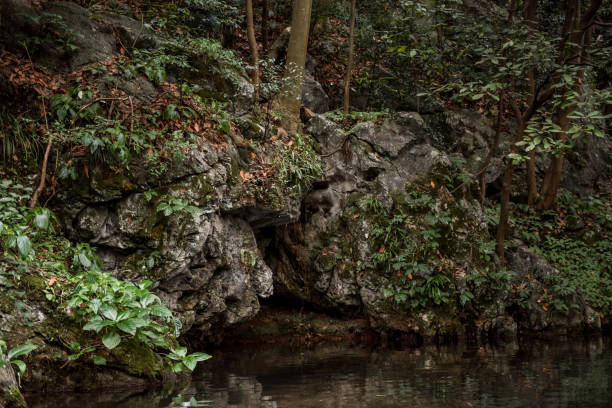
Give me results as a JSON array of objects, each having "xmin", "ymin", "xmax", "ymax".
[{"xmin": 28, "ymin": 337, "xmax": 611, "ymax": 408}]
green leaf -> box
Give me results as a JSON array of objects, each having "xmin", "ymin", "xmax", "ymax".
[
  {"xmin": 34, "ymin": 210, "xmax": 50, "ymax": 230},
  {"xmin": 102, "ymin": 331, "xmax": 121, "ymax": 350},
  {"xmin": 89, "ymin": 298, "xmax": 101, "ymax": 314},
  {"xmin": 11, "ymin": 359, "xmax": 26, "ymax": 376},
  {"xmin": 83, "ymin": 316, "xmax": 107, "ymax": 332},
  {"xmin": 189, "ymin": 352, "xmax": 212, "ymax": 363},
  {"xmin": 117, "ymin": 318, "xmax": 147, "ymax": 335},
  {"xmin": 7, "ymin": 344, "xmax": 38, "ymax": 361},
  {"xmin": 16, "ymin": 235, "xmax": 32, "ymax": 257},
  {"xmin": 91, "ymin": 355, "xmax": 107, "ymax": 365},
  {"xmin": 78, "ymin": 252, "xmax": 91, "ymax": 268},
  {"xmin": 138, "ymin": 280, "xmax": 153, "ymax": 290},
  {"xmin": 173, "ymin": 317, "xmax": 182, "ymax": 337},
  {"xmin": 101, "ymin": 305, "xmax": 118, "ymax": 321},
  {"xmin": 140, "ymin": 293, "xmax": 158, "ymax": 307},
  {"xmin": 182, "ymin": 355, "xmax": 198, "ymax": 371}
]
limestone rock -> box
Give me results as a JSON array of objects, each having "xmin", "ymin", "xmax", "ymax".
[
  {"xmin": 302, "ymin": 75, "xmax": 329, "ymax": 114},
  {"xmin": 272, "ymin": 113, "xmax": 498, "ymax": 339}
]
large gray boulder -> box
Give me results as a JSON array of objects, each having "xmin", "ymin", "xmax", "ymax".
[
  {"xmin": 270, "ymin": 114, "xmax": 503, "ymax": 340},
  {"xmin": 57, "ymin": 136, "xmax": 296, "ymax": 344}
]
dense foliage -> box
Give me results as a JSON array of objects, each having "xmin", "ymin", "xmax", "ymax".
[{"xmin": 0, "ymin": 1, "xmax": 610, "ymax": 400}]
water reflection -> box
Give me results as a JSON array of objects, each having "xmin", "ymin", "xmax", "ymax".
[{"xmin": 28, "ymin": 337, "xmax": 611, "ymax": 408}]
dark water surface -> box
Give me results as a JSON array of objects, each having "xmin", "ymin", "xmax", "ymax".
[{"xmin": 28, "ymin": 337, "xmax": 611, "ymax": 408}]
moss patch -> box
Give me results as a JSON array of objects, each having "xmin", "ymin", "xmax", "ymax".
[
  {"xmin": 0, "ymin": 386, "xmax": 27, "ymax": 408},
  {"xmin": 110, "ymin": 338, "xmax": 167, "ymax": 379}
]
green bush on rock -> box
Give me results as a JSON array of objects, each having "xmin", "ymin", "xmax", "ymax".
[{"xmin": 0, "ymin": 179, "xmax": 210, "ymax": 386}]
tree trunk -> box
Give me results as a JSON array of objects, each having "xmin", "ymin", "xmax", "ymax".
[
  {"xmin": 537, "ymin": 1, "xmax": 600, "ymax": 209},
  {"xmin": 343, "ymin": 0, "xmax": 357, "ymax": 116},
  {"xmin": 276, "ymin": 0, "xmax": 313, "ymax": 133},
  {"xmin": 246, "ymin": 0, "xmax": 259, "ymax": 100},
  {"xmin": 480, "ymin": 95, "xmax": 503, "ymax": 203},
  {"xmin": 496, "ymin": 120, "xmax": 526, "ymax": 266},
  {"xmin": 527, "ymin": 150, "xmax": 537, "ymax": 205},
  {"xmin": 538, "ymin": 113, "xmax": 570, "ymax": 210},
  {"xmin": 262, "ymin": 0, "xmax": 269, "ymax": 53},
  {"xmin": 523, "ymin": 0, "xmax": 538, "ymax": 207}
]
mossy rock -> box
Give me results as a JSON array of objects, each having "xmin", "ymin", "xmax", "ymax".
[
  {"xmin": 110, "ymin": 338, "xmax": 169, "ymax": 379},
  {"xmin": 0, "ymin": 386, "xmax": 27, "ymax": 408}
]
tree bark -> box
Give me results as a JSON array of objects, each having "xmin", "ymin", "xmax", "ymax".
[
  {"xmin": 262, "ymin": 0, "xmax": 269, "ymax": 53},
  {"xmin": 30, "ymin": 101, "xmax": 52, "ymax": 209},
  {"xmin": 496, "ymin": 119, "xmax": 526, "ymax": 266},
  {"xmin": 343, "ymin": 0, "xmax": 357, "ymax": 116},
  {"xmin": 495, "ymin": 0, "xmax": 537, "ymax": 263},
  {"xmin": 527, "ymin": 150, "xmax": 537, "ymax": 206},
  {"xmin": 277, "ymin": 0, "xmax": 313, "ymax": 133},
  {"xmin": 537, "ymin": 1, "xmax": 601, "ymax": 210},
  {"xmin": 480, "ymin": 95, "xmax": 503, "ymax": 203},
  {"xmin": 523, "ymin": 0, "xmax": 538, "ymax": 207},
  {"xmin": 246, "ymin": 0, "xmax": 259, "ymax": 100}
]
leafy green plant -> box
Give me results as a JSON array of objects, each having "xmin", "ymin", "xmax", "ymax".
[
  {"xmin": 0, "ymin": 340, "xmax": 38, "ymax": 383},
  {"xmin": 145, "ymin": 192, "xmax": 206, "ymax": 220},
  {"xmin": 119, "ymin": 47, "xmax": 191, "ymax": 84},
  {"xmin": 534, "ymin": 236, "xmax": 612, "ymax": 315},
  {"xmin": 0, "ymin": 180, "xmax": 58, "ymax": 261},
  {"xmin": 0, "ymin": 110, "xmax": 40, "ymax": 162},
  {"xmin": 323, "ymin": 109, "xmax": 391, "ymax": 125},
  {"xmin": 0, "ymin": 178, "xmax": 211, "ymax": 374},
  {"xmin": 67, "ymin": 245, "xmax": 177, "ymax": 350},
  {"xmin": 442, "ymin": 156, "xmax": 472, "ymax": 190},
  {"xmin": 166, "ymin": 346, "xmax": 211, "ymax": 373},
  {"xmin": 240, "ymin": 248, "xmax": 257, "ymax": 270},
  {"xmin": 65, "ymin": 246, "xmax": 209, "ymax": 372},
  {"xmin": 66, "ymin": 341, "xmax": 96, "ymax": 364},
  {"xmin": 274, "ymin": 133, "xmax": 323, "ymax": 195},
  {"xmin": 365, "ymin": 187, "xmax": 511, "ymax": 311},
  {"xmin": 19, "ymin": 12, "xmax": 83, "ymax": 54},
  {"xmin": 136, "ymin": 251, "xmax": 162, "ymax": 275},
  {"xmin": 368, "ymin": 192, "xmax": 455, "ymax": 309}
]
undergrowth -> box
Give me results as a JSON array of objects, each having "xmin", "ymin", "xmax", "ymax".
[
  {"xmin": 0, "ymin": 179, "xmax": 210, "ymax": 373},
  {"xmin": 361, "ymin": 188, "xmax": 511, "ymax": 312},
  {"xmin": 510, "ymin": 191, "xmax": 612, "ymax": 315}
]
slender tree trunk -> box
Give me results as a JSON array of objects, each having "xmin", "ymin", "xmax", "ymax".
[
  {"xmin": 343, "ymin": 0, "xmax": 357, "ymax": 116},
  {"xmin": 527, "ymin": 150, "xmax": 537, "ymax": 205},
  {"xmin": 246, "ymin": 0, "xmax": 259, "ymax": 100},
  {"xmin": 496, "ymin": 120, "xmax": 526, "ymax": 266},
  {"xmin": 262, "ymin": 0, "xmax": 269, "ymax": 53},
  {"xmin": 30, "ymin": 101, "xmax": 52, "ymax": 209},
  {"xmin": 495, "ymin": 0, "xmax": 537, "ymax": 264},
  {"xmin": 538, "ymin": 2, "xmax": 600, "ymax": 210},
  {"xmin": 523, "ymin": 0, "xmax": 538, "ymax": 207},
  {"xmin": 277, "ymin": 0, "xmax": 313, "ymax": 133},
  {"xmin": 480, "ymin": 95, "xmax": 503, "ymax": 203},
  {"xmin": 496, "ymin": 0, "xmax": 602, "ymax": 259},
  {"xmin": 538, "ymin": 113, "xmax": 570, "ymax": 210}
]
